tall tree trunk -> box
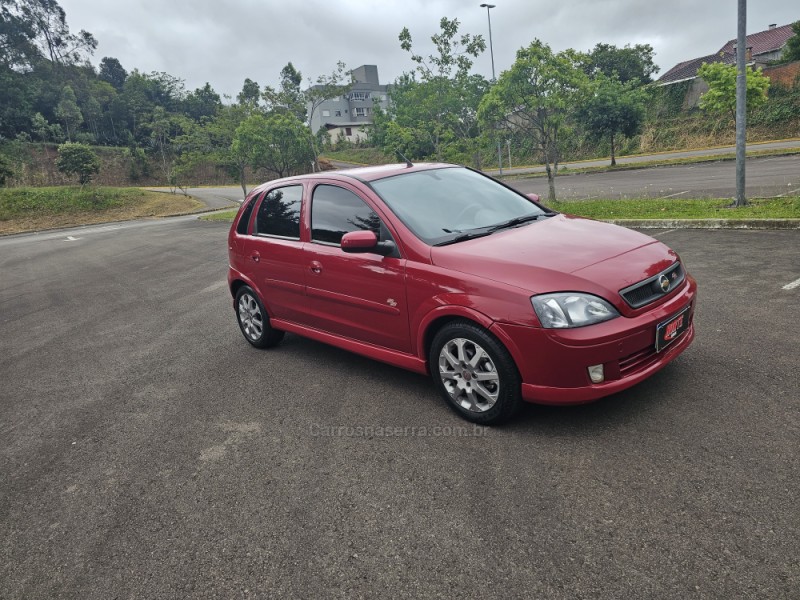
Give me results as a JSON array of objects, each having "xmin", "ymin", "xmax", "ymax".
[
  {"xmin": 610, "ymin": 133, "xmax": 616, "ymax": 167},
  {"xmin": 543, "ymin": 140, "xmax": 557, "ymax": 201},
  {"xmin": 239, "ymin": 164, "xmax": 247, "ymax": 198}
]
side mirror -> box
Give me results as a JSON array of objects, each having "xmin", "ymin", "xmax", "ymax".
[
  {"xmin": 341, "ymin": 230, "xmax": 396, "ymax": 257},
  {"xmin": 526, "ymin": 193, "xmax": 541, "ymax": 202}
]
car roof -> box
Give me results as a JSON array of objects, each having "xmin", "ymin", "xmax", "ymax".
[
  {"xmin": 336, "ymin": 162, "xmax": 456, "ymax": 182},
  {"xmin": 251, "ymin": 163, "xmax": 458, "ymax": 194}
]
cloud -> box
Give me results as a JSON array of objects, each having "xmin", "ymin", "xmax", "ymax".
[{"xmin": 58, "ymin": 0, "xmax": 799, "ymax": 97}]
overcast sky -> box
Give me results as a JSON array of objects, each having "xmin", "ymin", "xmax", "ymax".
[{"xmin": 58, "ymin": 0, "xmax": 798, "ymax": 98}]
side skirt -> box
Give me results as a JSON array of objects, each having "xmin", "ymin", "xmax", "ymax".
[{"xmin": 270, "ymin": 318, "xmax": 428, "ymax": 375}]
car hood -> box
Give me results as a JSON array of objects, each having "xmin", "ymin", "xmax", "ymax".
[{"xmin": 430, "ymin": 214, "xmax": 679, "ymax": 299}]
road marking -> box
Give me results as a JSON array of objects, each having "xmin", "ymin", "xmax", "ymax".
[
  {"xmin": 198, "ymin": 280, "xmax": 228, "ymax": 294},
  {"xmin": 65, "ymin": 236, "xmax": 80, "ymax": 241},
  {"xmin": 782, "ymin": 278, "xmax": 800, "ymax": 290},
  {"xmin": 652, "ymin": 229, "xmax": 677, "ymax": 237},
  {"xmin": 658, "ymin": 191, "xmax": 689, "ymax": 199}
]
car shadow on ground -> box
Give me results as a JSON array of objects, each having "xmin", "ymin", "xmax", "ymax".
[{"xmin": 274, "ymin": 332, "xmax": 677, "ymax": 437}]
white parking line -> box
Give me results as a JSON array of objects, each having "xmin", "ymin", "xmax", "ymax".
[
  {"xmin": 652, "ymin": 229, "xmax": 677, "ymax": 237},
  {"xmin": 782, "ymin": 278, "xmax": 800, "ymax": 290},
  {"xmin": 658, "ymin": 191, "xmax": 689, "ymax": 199},
  {"xmin": 198, "ymin": 280, "xmax": 228, "ymax": 295}
]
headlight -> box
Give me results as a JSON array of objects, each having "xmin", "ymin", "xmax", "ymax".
[{"xmin": 531, "ymin": 293, "xmax": 619, "ymax": 328}]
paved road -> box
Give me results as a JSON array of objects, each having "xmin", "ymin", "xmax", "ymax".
[
  {"xmin": 1, "ymin": 219, "xmax": 798, "ymax": 598},
  {"xmin": 150, "ymin": 152, "xmax": 800, "ymax": 210},
  {"xmin": 511, "ymin": 154, "xmax": 800, "ymax": 200},
  {"xmin": 484, "ymin": 138, "xmax": 800, "ymax": 176},
  {"xmin": 147, "ymin": 186, "xmax": 245, "ymax": 208}
]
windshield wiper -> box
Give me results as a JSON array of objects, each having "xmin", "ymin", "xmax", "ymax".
[
  {"xmin": 487, "ymin": 213, "xmax": 550, "ymax": 233},
  {"xmin": 434, "ymin": 230, "xmax": 494, "ymax": 246},
  {"xmin": 436, "ymin": 213, "xmax": 555, "ymax": 246}
]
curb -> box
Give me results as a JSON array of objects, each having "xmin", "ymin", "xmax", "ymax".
[{"xmin": 604, "ymin": 219, "xmax": 800, "ymax": 230}]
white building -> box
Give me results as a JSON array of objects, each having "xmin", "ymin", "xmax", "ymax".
[{"xmin": 308, "ymin": 65, "xmax": 391, "ymax": 144}]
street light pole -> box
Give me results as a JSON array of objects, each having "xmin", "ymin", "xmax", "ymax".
[
  {"xmin": 735, "ymin": 0, "xmax": 747, "ymax": 206},
  {"xmin": 480, "ymin": 3, "xmax": 503, "ymax": 176}
]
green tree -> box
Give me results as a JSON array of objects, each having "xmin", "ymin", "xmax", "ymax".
[
  {"xmin": 20, "ymin": 0, "xmax": 96, "ymax": 66},
  {"xmin": 0, "ymin": 153, "xmax": 13, "ymax": 186},
  {"xmin": 144, "ymin": 106, "xmax": 191, "ymax": 191},
  {"xmin": 31, "ymin": 111, "xmax": 50, "ymax": 141},
  {"xmin": 301, "ymin": 61, "xmax": 350, "ymax": 167},
  {"xmin": 55, "ymin": 141, "xmax": 99, "ymax": 184},
  {"xmin": 262, "ymin": 62, "xmax": 306, "ymax": 121},
  {"xmin": 581, "ymin": 43, "xmax": 659, "ymax": 84},
  {"xmin": 389, "ymin": 17, "xmax": 486, "ymax": 163},
  {"xmin": 0, "ymin": 0, "xmax": 42, "ymax": 69},
  {"xmin": 783, "ymin": 21, "xmax": 800, "ymax": 63},
  {"xmin": 479, "ymin": 40, "xmax": 588, "ymax": 201},
  {"xmin": 237, "ymin": 78, "xmax": 261, "ymax": 110},
  {"xmin": 55, "ymin": 84, "xmax": 82, "ymax": 140},
  {"xmin": 200, "ymin": 104, "xmax": 250, "ymax": 196},
  {"xmin": 697, "ymin": 62, "xmax": 770, "ymax": 123},
  {"xmin": 98, "ymin": 56, "xmax": 127, "ymax": 90},
  {"xmin": 576, "ymin": 73, "xmax": 647, "ymax": 165},
  {"xmin": 183, "ymin": 82, "xmax": 221, "ymax": 121},
  {"xmin": 232, "ymin": 112, "xmax": 313, "ymax": 180}
]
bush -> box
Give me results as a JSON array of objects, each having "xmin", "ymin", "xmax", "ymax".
[{"xmin": 55, "ymin": 142, "xmax": 100, "ymax": 185}]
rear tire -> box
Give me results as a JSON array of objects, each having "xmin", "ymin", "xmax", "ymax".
[
  {"xmin": 235, "ymin": 286, "xmax": 284, "ymax": 349},
  {"xmin": 429, "ymin": 320, "xmax": 522, "ymax": 425}
]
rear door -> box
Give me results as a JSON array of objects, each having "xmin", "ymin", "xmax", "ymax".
[
  {"xmin": 244, "ymin": 184, "xmax": 308, "ymax": 323},
  {"xmin": 304, "ymin": 182, "xmax": 410, "ymax": 352}
]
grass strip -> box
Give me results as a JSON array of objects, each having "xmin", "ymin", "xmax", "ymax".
[
  {"xmin": 203, "ymin": 197, "xmax": 799, "ymax": 224},
  {"xmin": 544, "ymin": 196, "xmax": 800, "ymax": 220},
  {"xmin": 0, "ymin": 186, "xmax": 204, "ymax": 235}
]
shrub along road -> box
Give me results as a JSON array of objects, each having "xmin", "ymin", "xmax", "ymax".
[{"xmin": 0, "ymin": 219, "xmax": 798, "ymax": 598}]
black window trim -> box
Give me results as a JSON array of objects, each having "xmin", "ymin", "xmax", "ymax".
[
  {"xmin": 308, "ymin": 181, "xmax": 401, "ymax": 258},
  {"xmin": 254, "ymin": 183, "xmax": 303, "ymax": 241}
]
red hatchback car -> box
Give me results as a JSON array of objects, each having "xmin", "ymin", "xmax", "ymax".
[{"xmin": 228, "ymin": 163, "xmax": 696, "ymax": 424}]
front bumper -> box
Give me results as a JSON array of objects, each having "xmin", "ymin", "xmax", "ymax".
[{"xmin": 490, "ymin": 277, "xmax": 697, "ymax": 405}]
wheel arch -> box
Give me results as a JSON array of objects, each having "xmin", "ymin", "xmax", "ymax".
[{"xmin": 418, "ymin": 306, "xmax": 496, "ymax": 370}]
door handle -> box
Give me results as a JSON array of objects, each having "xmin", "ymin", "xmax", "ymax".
[
  {"xmin": 251, "ymin": 251, "xmax": 260, "ymax": 262},
  {"xmin": 309, "ymin": 261, "xmax": 322, "ymax": 274}
]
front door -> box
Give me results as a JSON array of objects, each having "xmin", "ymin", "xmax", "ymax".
[{"xmin": 304, "ymin": 183, "xmax": 410, "ymax": 353}]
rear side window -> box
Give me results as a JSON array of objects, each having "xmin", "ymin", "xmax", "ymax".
[
  {"xmin": 235, "ymin": 194, "xmax": 258, "ymax": 235},
  {"xmin": 311, "ymin": 185, "xmax": 381, "ymax": 245},
  {"xmin": 255, "ymin": 185, "xmax": 303, "ymax": 239}
]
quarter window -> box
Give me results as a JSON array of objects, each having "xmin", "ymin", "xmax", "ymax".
[
  {"xmin": 236, "ymin": 193, "xmax": 258, "ymax": 235},
  {"xmin": 255, "ymin": 185, "xmax": 303, "ymax": 239},
  {"xmin": 311, "ymin": 185, "xmax": 382, "ymax": 245}
]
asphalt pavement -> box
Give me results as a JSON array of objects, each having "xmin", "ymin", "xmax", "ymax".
[
  {"xmin": 485, "ymin": 138, "xmax": 800, "ymax": 176},
  {"xmin": 1, "ymin": 220, "xmax": 798, "ymax": 598},
  {"xmin": 512, "ymin": 154, "xmax": 800, "ymax": 200}
]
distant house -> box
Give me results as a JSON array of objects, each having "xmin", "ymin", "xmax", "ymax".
[
  {"xmin": 308, "ymin": 65, "xmax": 391, "ymax": 144},
  {"xmin": 658, "ymin": 22, "xmax": 797, "ymax": 107}
]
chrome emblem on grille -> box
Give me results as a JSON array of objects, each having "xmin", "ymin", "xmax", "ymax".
[{"xmin": 659, "ymin": 275, "xmax": 670, "ymax": 293}]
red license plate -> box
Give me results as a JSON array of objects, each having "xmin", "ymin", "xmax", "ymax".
[{"xmin": 655, "ymin": 307, "xmax": 690, "ymax": 352}]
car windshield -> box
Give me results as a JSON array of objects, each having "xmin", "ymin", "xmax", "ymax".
[{"xmin": 370, "ymin": 167, "xmax": 546, "ymax": 245}]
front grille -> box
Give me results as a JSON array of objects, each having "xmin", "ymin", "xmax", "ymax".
[{"xmin": 619, "ymin": 262, "xmax": 684, "ymax": 309}]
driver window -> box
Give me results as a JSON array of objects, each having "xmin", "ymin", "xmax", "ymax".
[{"xmin": 311, "ymin": 185, "xmax": 390, "ymax": 245}]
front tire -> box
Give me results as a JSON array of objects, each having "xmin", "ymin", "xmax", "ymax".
[
  {"xmin": 429, "ymin": 320, "xmax": 522, "ymax": 425},
  {"xmin": 235, "ymin": 286, "xmax": 284, "ymax": 349}
]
